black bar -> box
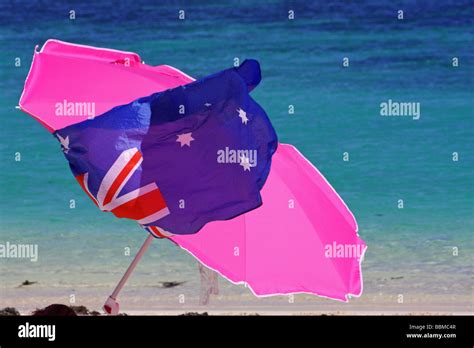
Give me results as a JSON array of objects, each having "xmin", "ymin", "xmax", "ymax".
[{"xmin": 0, "ymin": 315, "xmax": 472, "ymax": 346}]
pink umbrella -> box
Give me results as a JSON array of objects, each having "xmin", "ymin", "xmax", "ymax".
[
  {"xmin": 19, "ymin": 40, "xmax": 366, "ymax": 313},
  {"xmin": 172, "ymin": 143, "xmax": 365, "ymax": 300},
  {"xmin": 20, "ymin": 39, "xmax": 193, "ymax": 132}
]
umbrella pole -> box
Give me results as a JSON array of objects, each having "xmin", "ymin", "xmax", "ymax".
[{"xmin": 103, "ymin": 234, "xmax": 154, "ymax": 315}]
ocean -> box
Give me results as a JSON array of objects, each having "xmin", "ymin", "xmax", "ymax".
[{"xmin": 0, "ymin": 0, "xmax": 472, "ymax": 313}]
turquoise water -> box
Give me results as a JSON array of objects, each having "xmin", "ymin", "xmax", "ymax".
[{"xmin": 0, "ymin": 1, "xmax": 472, "ymax": 311}]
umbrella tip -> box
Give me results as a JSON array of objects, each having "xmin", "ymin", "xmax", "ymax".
[{"xmin": 15, "ymin": 105, "xmax": 21, "ymax": 110}]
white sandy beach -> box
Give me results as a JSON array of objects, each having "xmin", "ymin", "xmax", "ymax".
[{"xmin": 2, "ymin": 285, "xmax": 472, "ymax": 316}]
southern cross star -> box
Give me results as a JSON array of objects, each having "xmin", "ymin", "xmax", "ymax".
[
  {"xmin": 237, "ymin": 108, "xmax": 249, "ymax": 125},
  {"xmin": 57, "ymin": 134, "xmax": 70, "ymax": 154},
  {"xmin": 176, "ymin": 132, "xmax": 194, "ymax": 147}
]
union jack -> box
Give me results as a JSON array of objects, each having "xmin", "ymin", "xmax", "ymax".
[{"xmin": 75, "ymin": 148, "xmax": 170, "ymax": 228}]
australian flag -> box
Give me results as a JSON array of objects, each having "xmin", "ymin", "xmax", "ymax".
[{"xmin": 54, "ymin": 60, "xmax": 278, "ymax": 235}]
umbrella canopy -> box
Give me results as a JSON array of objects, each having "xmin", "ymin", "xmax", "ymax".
[
  {"xmin": 19, "ymin": 40, "xmax": 366, "ymax": 302},
  {"xmin": 19, "ymin": 39, "xmax": 193, "ymax": 132},
  {"xmin": 172, "ymin": 144, "xmax": 365, "ymax": 300}
]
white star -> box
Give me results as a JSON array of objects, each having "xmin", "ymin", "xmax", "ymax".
[
  {"xmin": 239, "ymin": 155, "xmax": 252, "ymax": 171},
  {"xmin": 176, "ymin": 132, "xmax": 194, "ymax": 147},
  {"xmin": 57, "ymin": 134, "xmax": 70, "ymax": 154},
  {"xmin": 237, "ymin": 108, "xmax": 249, "ymax": 125},
  {"xmin": 205, "ymin": 103, "xmax": 212, "ymax": 107}
]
